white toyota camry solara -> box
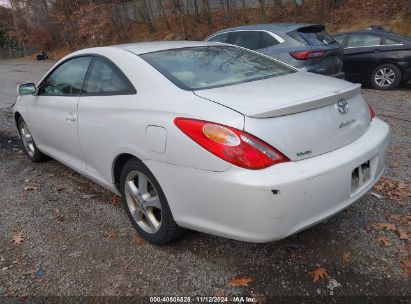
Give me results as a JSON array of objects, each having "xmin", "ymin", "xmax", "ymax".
[{"xmin": 14, "ymin": 41, "xmax": 389, "ymax": 244}]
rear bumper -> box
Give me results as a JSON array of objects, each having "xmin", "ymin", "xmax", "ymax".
[
  {"xmin": 330, "ymin": 71, "xmax": 345, "ymax": 79},
  {"xmin": 146, "ymin": 118, "xmax": 389, "ymax": 243}
]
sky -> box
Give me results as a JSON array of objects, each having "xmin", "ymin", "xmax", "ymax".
[{"xmin": 0, "ymin": 0, "xmax": 10, "ymax": 8}]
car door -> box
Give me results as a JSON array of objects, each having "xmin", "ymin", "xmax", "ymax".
[
  {"xmin": 341, "ymin": 33, "xmax": 384, "ymax": 81},
  {"xmin": 28, "ymin": 56, "xmax": 92, "ymax": 172},
  {"xmin": 78, "ymin": 56, "xmax": 136, "ymax": 185}
]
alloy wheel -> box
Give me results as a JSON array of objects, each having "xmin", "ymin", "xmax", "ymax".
[
  {"xmin": 124, "ymin": 170, "xmax": 162, "ymax": 234},
  {"xmin": 374, "ymin": 67, "xmax": 395, "ymax": 87},
  {"xmin": 20, "ymin": 121, "xmax": 35, "ymax": 157}
]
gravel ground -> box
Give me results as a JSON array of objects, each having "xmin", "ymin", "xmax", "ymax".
[{"xmin": 0, "ymin": 59, "xmax": 410, "ymax": 302}]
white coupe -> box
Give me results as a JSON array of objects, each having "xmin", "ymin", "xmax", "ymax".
[{"xmin": 14, "ymin": 41, "xmax": 389, "ymax": 244}]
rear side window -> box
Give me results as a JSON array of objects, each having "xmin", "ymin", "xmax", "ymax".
[
  {"xmin": 334, "ymin": 34, "xmax": 347, "ymax": 45},
  {"xmin": 208, "ymin": 32, "xmax": 229, "ymax": 43},
  {"xmin": 228, "ymin": 31, "xmax": 264, "ymax": 50},
  {"xmin": 262, "ymin": 32, "xmax": 280, "ymax": 48},
  {"xmin": 298, "ymin": 29, "xmax": 336, "ymax": 46},
  {"xmin": 83, "ymin": 57, "xmax": 134, "ymax": 95},
  {"xmin": 347, "ymin": 34, "xmax": 382, "ymax": 47},
  {"xmin": 40, "ymin": 56, "xmax": 92, "ymax": 95},
  {"xmin": 383, "ymin": 37, "xmax": 400, "ymax": 45}
]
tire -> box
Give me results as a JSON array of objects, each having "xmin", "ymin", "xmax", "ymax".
[
  {"xmin": 120, "ymin": 158, "xmax": 184, "ymax": 244},
  {"xmin": 17, "ymin": 117, "xmax": 47, "ymax": 162},
  {"xmin": 371, "ymin": 63, "xmax": 402, "ymax": 90}
]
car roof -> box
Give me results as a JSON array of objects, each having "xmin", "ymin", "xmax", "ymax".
[
  {"xmin": 73, "ymin": 41, "xmax": 225, "ymax": 57},
  {"xmin": 210, "ymin": 23, "xmax": 321, "ymax": 35},
  {"xmin": 112, "ymin": 41, "xmax": 224, "ymax": 55},
  {"xmin": 334, "ymin": 30, "xmax": 411, "ymax": 43}
]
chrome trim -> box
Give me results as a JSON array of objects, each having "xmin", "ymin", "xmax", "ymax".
[{"xmin": 344, "ymin": 44, "xmax": 403, "ymax": 49}]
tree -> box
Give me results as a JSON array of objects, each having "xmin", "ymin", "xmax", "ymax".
[
  {"xmin": 201, "ymin": 0, "xmax": 212, "ymax": 31},
  {"xmin": 258, "ymin": 0, "xmax": 266, "ymax": 21}
]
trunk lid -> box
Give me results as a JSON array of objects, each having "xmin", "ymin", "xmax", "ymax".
[
  {"xmin": 289, "ymin": 24, "xmax": 344, "ymax": 75},
  {"xmin": 194, "ymin": 72, "xmax": 371, "ymax": 161}
]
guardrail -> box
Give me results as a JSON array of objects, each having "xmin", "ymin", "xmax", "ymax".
[{"xmin": 0, "ymin": 47, "xmax": 36, "ymax": 59}]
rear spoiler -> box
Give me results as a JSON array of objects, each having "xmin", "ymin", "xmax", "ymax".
[
  {"xmin": 286, "ymin": 24, "xmax": 327, "ymax": 43},
  {"xmin": 247, "ymin": 83, "xmax": 361, "ymax": 118},
  {"xmin": 296, "ymin": 24, "xmax": 325, "ymax": 33}
]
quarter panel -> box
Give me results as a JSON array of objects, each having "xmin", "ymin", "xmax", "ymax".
[{"xmin": 78, "ymin": 92, "xmax": 244, "ymax": 188}]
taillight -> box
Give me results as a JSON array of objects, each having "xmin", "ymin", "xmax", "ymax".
[
  {"xmin": 290, "ymin": 50, "xmax": 325, "ymax": 60},
  {"xmin": 174, "ymin": 118, "xmax": 289, "ymax": 170},
  {"xmin": 368, "ymin": 103, "xmax": 375, "ymax": 120}
]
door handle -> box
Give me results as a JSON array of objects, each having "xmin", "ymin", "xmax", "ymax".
[
  {"xmin": 373, "ymin": 49, "xmax": 380, "ymax": 53},
  {"xmin": 66, "ymin": 113, "xmax": 77, "ymax": 122}
]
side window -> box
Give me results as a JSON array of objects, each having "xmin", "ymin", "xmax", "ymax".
[
  {"xmin": 383, "ymin": 37, "xmax": 400, "ymax": 45},
  {"xmin": 40, "ymin": 56, "xmax": 92, "ymax": 95},
  {"xmin": 262, "ymin": 32, "xmax": 280, "ymax": 48},
  {"xmin": 82, "ymin": 57, "xmax": 133, "ymax": 95},
  {"xmin": 347, "ymin": 34, "xmax": 382, "ymax": 47},
  {"xmin": 334, "ymin": 34, "xmax": 347, "ymax": 45},
  {"xmin": 208, "ymin": 32, "xmax": 229, "ymax": 43},
  {"xmin": 229, "ymin": 31, "xmax": 264, "ymax": 50}
]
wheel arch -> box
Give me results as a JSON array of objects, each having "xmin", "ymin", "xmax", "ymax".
[
  {"xmin": 371, "ymin": 60, "xmax": 402, "ymax": 76},
  {"xmin": 112, "ymin": 153, "xmax": 141, "ymax": 192},
  {"xmin": 14, "ymin": 111, "xmax": 22, "ymax": 127}
]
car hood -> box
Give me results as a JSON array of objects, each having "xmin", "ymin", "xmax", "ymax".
[{"xmin": 194, "ymin": 71, "xmax": 360, "ymax": 118}]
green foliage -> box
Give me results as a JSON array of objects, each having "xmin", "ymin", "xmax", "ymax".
[
  {"xmin": 0, "ymin": 27, "xmax": 15, "ymax": 48},
  {"xmin": 0, "ymin": 27, "xmax": 7, "ymax": 47}
]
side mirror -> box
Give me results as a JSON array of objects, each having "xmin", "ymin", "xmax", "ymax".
[{"xmin": 18, "ymin": 83, "xmax": 36, "ymax": 95}]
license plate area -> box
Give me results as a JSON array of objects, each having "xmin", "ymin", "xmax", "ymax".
[{"xmin": 351, "ymin": 160, "xmax": 371, "ymax": 193}]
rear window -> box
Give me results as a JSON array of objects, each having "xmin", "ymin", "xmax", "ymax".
[
  {"xmin": 298, "ymin": 29, "xmax": 337, "ymax": 46},
  {"xmin": 140, "ymin": 46, "xmax": 296, "ymax": 91}
]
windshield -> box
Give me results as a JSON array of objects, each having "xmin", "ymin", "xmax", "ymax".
[{"xmin": 140, "ymin": 46, "xmax": 296, "ymax": 91}]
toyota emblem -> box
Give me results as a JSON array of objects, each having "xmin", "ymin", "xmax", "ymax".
[{"xmin": 336, "ymin": 99, "xmax": 349, "ymax": 114}]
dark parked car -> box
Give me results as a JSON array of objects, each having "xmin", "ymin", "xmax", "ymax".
[
  {"xmin": 205, "ymin": 23, "xmax": 345, "ymax": 79},
  {"xmin": 334, "ymin": 29, "xmax": 411, "ymax": 90}
]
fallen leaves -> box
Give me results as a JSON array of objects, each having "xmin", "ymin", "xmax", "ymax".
[
  {"xmin": 388, "ymin": 214, "xmax": 402, "ymax": 222},
  {"xmin": 373, "ymin": 223, "xmax": 397, "ymax": 231},
  {"xmin": 396, "ymin": 229, "xmax": 410, "ymax": 240},
  {"xmin": 103, "ymin": 228, "xmax": 129, "ymax": 240},
  {"xmin": 55, "ymin": 208, "xmax": 64, "ymax": 224},
  {"xmin": 372, "ymin": 215, "xmax": 411, "ymax": 245},
  {"xmin": 371, "ymin": 212, "xmax": 411, "ymax": 277},
  {"xmin": 399, "ymin": 244, "xmax": 411, "ymax": 278},
  {"xmin": 228, "ymin": 277, "xmax": 253, "ymax": 287},
  {"xmin": 374, "ymin": 235, "xmax": 391, "ymax": 246},
  {"xmin": 311, "ymin": 267, "xmax": 329, "ymax": 283},
  {"xmin": 342, "ymin": 251, "xmax": 352, "ymax": 263},
  {"xmin": 131, "ymin": 235, "xmax": 145, "ymax": 245},
  {"xmin": 23, "ymin": 185, "xmax": 37, "ymax": 191},
  {"xmin": 110, "ymin": 195, "xmax": 121, "ymax": 205},
  {"xmin": 10, "ymin": 231, "xmax": 24, "ymax": 245},
  {"xmin": 104, "ymin": 230, "xmax": 118, "ymax": 239},
  {"xmin": 373, "ymin": 177, "xmax": 410, "ymax": 204}
]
